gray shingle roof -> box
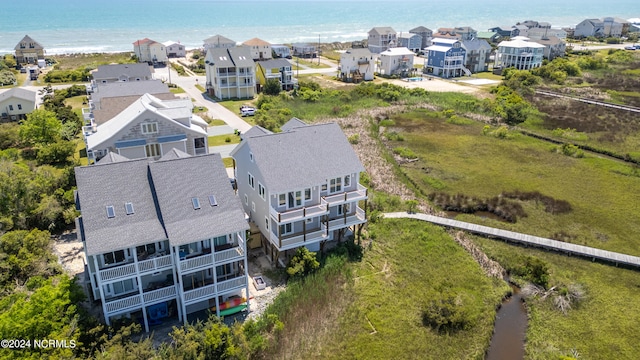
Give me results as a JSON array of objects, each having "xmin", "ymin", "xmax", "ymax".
[
  {"xmin": 343, "ymin": 48, "xmax": 373, "ymax": 58},
  {"xmin": 96, "ymin": 152, "xmax": 130, "ymax": 164},
  {"xmin": 410, "ymin": 26, "xmax": 432, "ymax": 33},
  {"xmin": 0, "ymin": 88, "xmax": 36, "ymax": 102},
  {"xmin": 14, "ymin": 35, "xmax": 44, "ymax": 50},
  {"xmin": 76, "ymin": 153, "xmax": 248, "ymax": 255},
  {"xmin": 205, "ymin": 48, "xmax": 235, "ymax": 68},
  {"xmin": 92, "ymin": 63, "xmax": 153, "ymax": 81},
  {"xmin": 203, "ymin": 34, "xmax": 236, "ymax": 45},
  {"xmin": 235, "ymin": 121, "xmax": 365, "ymax": 193},
  {"xmin": 256, "ymin": 58, "xmax": 292, "ymax": 70},
  {"xmin": 91, "ymin": 80, "xmax": 170, "ymax": 106},
  {"xmin": 228, "ymin": 47, "xmax": 255, "ymax": 68},
  {"xmin": 75, "ymin": 158, "xmax": 167, "ymax": 256},
  {"xmin": 369, "ymin": 27, "xmax": 396, "ymax": 35},
  {"xmin": 461, "ymin": 39, "xmax": 492, "ymax": 51},
  {"xmin": 148, "ymin": 153, "xmax": 249, "ymax": 246}
]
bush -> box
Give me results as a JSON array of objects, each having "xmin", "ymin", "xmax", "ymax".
[
  {"xmin": 286, "ymin": 247, "xmax": 320, "ymax": 279},
  {"xmin": 511, "ymin": 256, "xmax": 550, "ymax": 288},
  {"xmin": 348, "ymin": 134, "xmax": 359, "ymax": 144},
  {"xmin": 393, "ymin": 147, "xmax": 418, "ymax": 159},
  {"xmin": 422, "ymin": 291, "xmax": 477, "ymax": 333}
]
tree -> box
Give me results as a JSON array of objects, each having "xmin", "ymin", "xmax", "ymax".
[
  {"xmin": 0, "ymin": 229, "xmax": 61, "ymax": 289},
  {"xmin": 286, "ymin": 247, "xmax": 320, "ymax": 279},
  {"xmin": 19, "ymin": 109, "xmax": 62, "ymax": 146},
  {"xmin": 263, "ymin": 78, "xmax": 282, "ymax": 96}
]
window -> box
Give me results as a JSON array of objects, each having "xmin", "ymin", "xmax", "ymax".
[
  {"xmin": 258, "ymin": 183, "xmax": 265, "ymax": 200},
  {"xmin": 208, "ymin": 195, "xmax": 218, "ymax": 206},
  {"xmin": 306, "ymin": 217, "xmax": 313, "ymax": 224},
  {"xmin": 17, "ymin": 104, "xmax": 22, "ymax": 110},
  {"xmin": 288, "ymin": 191, "xmax": 302, "ymax": 208},
  {"xmin": 216, "ymin": 263, "xmax": 232, "ymax": 280},
  {"xmin": 141, "ymin": 122, "xmax": 158, "ymax": 134},
  {"xmin": 103, "ymin": 249, "xmax": 126, "ymax": 266},
  {"xmin": 252, "ymin": 202, "xmax": 256, "ymax": 212},
  {"xmin": 111, "ymin": 279, "xmax": 136, "ymax": 295},
  {"xmin": 248, "ymin": 173, "xmax": 255, "ymax": 189},
  {"xmin": 279, "ymin": 223, "xmax": 293, "ymax": 235},
  {"xmin": 106, "ymin": 205, "xmax": 115, "ymax": 218},
  {"xmin": 192, "ymin": 197, "xmax": 201, "ymax": 210},
  {"xmin": 330, "ymin": 177, "xmax": 342, "ymax": 193},
  {"xmin": 195, "ymin": 137, "xmax": 206, "ymax": 150},
  {"xmin": 145, "ymin": 143, "xmax": 161, "ymax": 157},
  {"xmin": 321, "ymin": 184, "xmax": 327, "ymax": 192},
  {"xmin": 213, "ymin": 235, "xmax": 227, "ymax": 248},
  {"xmin": 305, "ymin": 188, "xmax": 311, "ymax": 201},
  {"xmin": 8, "ymin": 105, "xmax": 13, "ymax": 111},
  {"xmin": 124, "ymin": 202, "xmax": 134, "ymax": 215},
  {"xmin": 344, "ymin": 175, "xmax": 351, "ymax": 187},
  {"xmin": 278, "ymin": 194, "xmax": 286, "ymax": 206}
]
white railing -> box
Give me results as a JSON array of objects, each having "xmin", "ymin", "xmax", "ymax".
[
  {"xmin": 142, "ymin": 286, "xmax": 177, "ymax": 303},
  {"xmin": 270, "ymin": 202, "xmax": 328, "ymax": 224},
  {"xmin": 99, "ymin": 263, "xmax": 136, "ymax": 281},
  {"xmin": 214, "ymin": 247, "xmax": 243, "ymax": 263},
  {"xmin": 217, "ymin": 276, "xmax": 246, "ymax": 293},
  {"xmin": 180, "ymin": 254, "xmax": 213, "ymax": 272},
  {"xmin": 137, "ymin": 254, "xmax": 172, "ymax": 273},
  {"xmin": 105, "ymin": 294, "xmax": 142, "ymax": 313},
  {"xmin": 271, "ymin": 228, "xmax": 326, "ymax": 250},
  {"xmin": 325, "ymin": 206, "xmax": 367, "ymax": 231},
  {"xmin": 322, "ymin": 183, "xmax": 368, "ymax": 205},
  {"xmin": 183, "ymin": 283, "xmax": 216, "ymax": 303}
]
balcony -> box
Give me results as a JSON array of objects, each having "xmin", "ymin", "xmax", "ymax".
[
  {"xmin": 183, "ymin": 283, "xmax": 216, "ymax": 304},
  {"xmin": 99, "ymin": 263, "xmax": 136, "ymax": 282},
  {"xmin": 324, "ymin": 206, "xmax": 367, "ymax": 231},
  {"xmin": 137, "ymin": 254, "xmax": 172, "ymax": 274},
  {"xmin": 357, "ymin": 59, "xmax": 370, "ymax": 65},
  {"xmin": 322, "ymin": 183, "xmax": 368, "ymax": 206},
  {"xmin": 217, "ymin": 276, "xmax": 246, "ymax": 294},
  {"xmin": 270, "ymin": 202, "xmax": 329, "ymax": 224},
  {"xmin": 271, "ymin": 227, "xmax": 326, "ymax": 250},
  {"xmin": 180, "ymin": 253, "xmax": 214, "ymax": 272},
  {"xmin": 104, "ymin": 294, "xmax": 142, "ymax": 313},
  {"xmin": 142, "ymin": 285, "xmax": 177, "ymax": 304}
]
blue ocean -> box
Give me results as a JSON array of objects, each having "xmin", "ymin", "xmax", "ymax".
[{"xmin": 0, "ymin": 0, "xmax": 639, "ymax": 54}]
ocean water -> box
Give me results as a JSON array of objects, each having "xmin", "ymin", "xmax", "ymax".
[{"xmin": 0, "ymin": 0, "xmax": 639, "ymax": 55}]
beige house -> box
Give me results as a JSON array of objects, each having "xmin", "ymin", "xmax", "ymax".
[
  {"xmin": 379, "ymin": 47, "xmax": 415, "ymax": 77},
  {"xmin": 14, "ymin": 35, "xmax": 45, "ymax": 64},
  {"xmin": 0, "ymin": 88, "xmax": 37, "ymax": 121},
  {"xmin": 242, "ymin": 38, "xmax": 273, "ymax": 61},
  {"xmin": 204, "ymin": 47, "xmax": 256, "ymax": 100},
  {"xmin": 133, "ymin": 38, "xmax": 168, "ymax": 64}
]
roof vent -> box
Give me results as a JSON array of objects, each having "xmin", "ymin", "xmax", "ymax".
[{"xmin": 106, "ymin": 205, "xmax": 115, "ymax": 218}]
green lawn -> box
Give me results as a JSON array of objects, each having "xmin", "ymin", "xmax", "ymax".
[
  {"xmin": 472, "ymin": 236, "xmax": 640, "ymax": 359},
  {"xmin": 208, "ymin": 133, "xmax": 240, "ymax": 146},
  {"xmin": 169, "ymin": 86, "xmax": 186, "ymax": 94},
  {"xmin": 389, "ymin": 109, "xmax": 640, "ymax": 255},
  {"xmin": 294, "ymin": 57, "xmax": 331, "ymax": 69},
  {"xmin": 222, "ymin": 157, "xmax": 234, "ymax": 168}
]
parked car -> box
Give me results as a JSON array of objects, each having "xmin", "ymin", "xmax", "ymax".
[
  {"xmin": 240, "ymin": 107, "xmax": 256, "ymax": 117},
  {"xmin": 624, "ymin": 46, "xmax": 637, "ymax": 50}
]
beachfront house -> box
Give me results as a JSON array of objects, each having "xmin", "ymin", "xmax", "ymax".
[
  {"xmin": 0, "ymin": 88, "xmax": 36, "ymax": 122},
  {"xmin": 204, "ymin": 47, "xmax": 256, "ymax": 100},
  {"xmin": 203, "ymin": 35, "xmax": 236, "ymax": 51},
  {"xmin": 574, "ymin": 17, "xmax": 627, "ymax": 38},
  {"xmin": 163, "ymin": 41, "xmax": 186, "ymax": 58},
  {"xmin": 489, "ymin": 26, "xmax": 519, "ymax": 38},
  {"xmin": 14, "ymin": 35, "xmax": 45, "ymax": 64},
  {"xmin": 436, "ymin": 27, "xmax": 477, "ymax": 41},
  {"xmin": 75, "ymin": 151, "xmax": 250, "ymax": 332},
  {"xmin": 378, "ymin": 47, "xmax": 415, "ymax": 77},
  {"xmin": 409, "ymin": 26, "xmax": 433, "ymax": 50},
  {"xmin": 368, "ymin": 27, "xmax": 397, "ymax": 54},
  {"xmin": 84, "ymin": 93, "xmax": 208, "ymax": 163},
  {"xmin": 256, "ymin": 59, "xmax": 297, "ymax": 91},
  {"xmin": 494, "ymin": 36, "xmax": 544, "ymax": 71},
  {"xmin": 292, "ymin": 43, "xmax": 317, "ymax": 58},
  {"xmin": 242, "ymin": 38, "xmax": 273, "ymax": 61},
  {"xmin": 90, "ymin": 63, "xmax": 154, "ymax": 88},
  {"xmin": 271, "ymin": 45, "xmax": 292, "ymax": 59},
  {"xmin": 527, "ymin": 27, "xmax": 567, "ymax": 40},
  {"xmin": 424, "ymin": 38, "xmax": 469, "ymax": 78},
  {"xmin": 230, "ymin": 119, "xmax": 368, "ymax": 266},
  {"xmin": 133, "ymin": 38, "xmax": 168, "ymax": 65},
  {"xmin": 397, "ymin": 33, "xmax": 423, "ymax": 53},
  {"xmin": 461, "ymin": 39, "xmax": 492, "ymax": 73},
  {"xmin": 339, "ymin": 48, "xmax": 375, "ymax": 83}
]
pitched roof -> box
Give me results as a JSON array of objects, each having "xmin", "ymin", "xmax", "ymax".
[
  {"xmin": 369, "ymin": 27, "xmax": 396, "ymax": 35},
  {"xmin": 133, "ymin": 38, "xmax": 159, "ymax": 46},
  {"xmin": 158, "ymin": 148, "xmax": 191, "ymax": 161},
  {"xmin": 92, "ymin": 63, "xmax": 153, "ymax": 81},
  {"xmin": 461, "ymin": 39, "xmax": 492, "ymax": 51},
  {"xmin": 76, "ymin": 153, "xmax": 248, "ymax": 255},
  {"xmin": 0, "ymin": 88, "xmax": 36, "ymax": 103},
  {"xmin": 410, "ymin": 26, "xmax": 432, "ymax": 33},
  {"xmin": 148, "ymin": 153, "xmax": 249, "ymax": 246},
  {"xmin": 243, "ymin": 38, "xmax": 271, "ymax": 46},
  {"xmin": 343, "ymin": 48, "xmax": 373, "ymax": 58},
  {"xmin": 232, "ymin": 121, "xmax": 364, "ymax": 193},
  {"xmin": 497, "ymin": 38, "xmax": 545, "ymax": 49},
  {"xmin": 93, "ymin": 93, "xmax": 177, "ymax": 125},
  {"xmin": 256, "ymin": 58, "xmax": 292, "ymax": 70},
  {"xmin": 228, "ymin": 47, "xmax": 255, "ymax": 68},
  {"xmin": 380, "ymin": 47, "xmax": 415, "ymax": 56},
  {"xmin": 398, "ymin": 33, "xmax": 421, "ymax": 40},
  {"xmin": 162, "ymin": 40, "xmax": 181, "ymax": 47},
  {"xmin": 203, "ymin": 34, "xmax": 236, "ymax": 45},
  {"xmin": 75, "ymin": 158, "xmax": 167, "ymax": 255},
  {"xmin": 280, "ymin": 117, "xmax": 307, "ymax": 131},
  {"xmin": 91, "ymin": 80, "xmax": 171, "ymax": 106},
  {"xmin": 14, "ymin": 35, "xmax": 44, "ymax": 50},
  {"xmin": 86, "ymin": 93, "xmax": 204, "ymax": 150},
  {"xmin": 205, "ymin": 48, "xmax": 235, "ymax": 68},
  {"xmin": 96, "ymin": 152, "xmax": 130, "ymax": 164}
]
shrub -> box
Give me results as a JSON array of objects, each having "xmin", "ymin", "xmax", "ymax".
[
  {"xmin": 422, "ymin": 291, "xmax": 477, "ymax": 333},
  {"xmin": 348, "ymin": 134, "xmax": 359, "ymax": 144},
  {"xmin": 286, "ymin": 247, "xmax": 320, "ymax": 279},
  {"xmin": 393, "ymin": 147, "xmax": 418, "ymax": 159}
]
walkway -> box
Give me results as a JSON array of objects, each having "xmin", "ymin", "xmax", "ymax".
[
  {"xmin": 536, "ymin": 90, "xmax": 640, "ymax": 114},
  {"xmin": 383, "ymin": 212, "xmax": 640, "ymax": 268}
]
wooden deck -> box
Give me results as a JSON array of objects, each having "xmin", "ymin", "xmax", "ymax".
[
  {"xmin": 384, "ymin": 212, "xmax": 640, "ymax": 268},
  {"xmin": 535, "ymin": 90, "xmax": 640, "ymax": 114}
]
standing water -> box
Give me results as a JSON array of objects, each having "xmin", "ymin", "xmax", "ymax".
[{"xmin": 485, "ymin": 283, "xmax": 528, "ymax": 360}]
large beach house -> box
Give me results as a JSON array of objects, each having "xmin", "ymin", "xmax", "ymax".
[
  {"xmin": 204, "ymin": 47, "xmax": 256, "ymax": 100},
  {"xmin": 75, "ymin": 152, "xmax": 250, "ymax": 332},
  {"xmin": 230, "ymin": 119, "xmax": 368, "ymax": 266}
]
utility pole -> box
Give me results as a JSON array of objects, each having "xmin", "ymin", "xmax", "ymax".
[{"xmin": 318, "ymin": 34, "xmax": 321, "ymax": 65}]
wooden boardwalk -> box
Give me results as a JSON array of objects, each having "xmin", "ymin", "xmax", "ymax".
[
  {"xmin": 384, "ymin": 212, "xmax": 640, "ymax": 268},
  {"xmin": 535, "ymin": 90, "xmax": 640, "ymax": 114}
]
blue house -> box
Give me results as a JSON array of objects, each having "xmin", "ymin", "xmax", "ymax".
[
  {"xmin": 423, "ymin": 38, "xmax": 469, "ymax": 78},
  {"xmin": 397, "ymin": 33, "xmax": 422, "ymax": 52}
]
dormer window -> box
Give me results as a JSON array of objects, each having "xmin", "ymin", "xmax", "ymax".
[{"xmin": 141, "ymin": 122, "xmax": 158, "ymax": 134}]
